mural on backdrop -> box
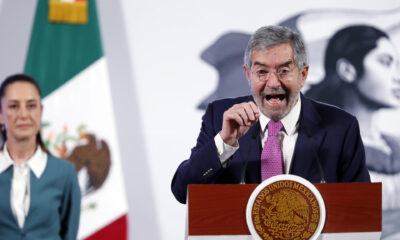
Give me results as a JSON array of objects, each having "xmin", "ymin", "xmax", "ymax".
[{"xmin": 198, "ymin": 7, "xmax": 400, "ymax": 240}]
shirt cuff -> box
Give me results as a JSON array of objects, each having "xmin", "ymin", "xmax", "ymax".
[{"xmin": 215, "ymin": 133, "xmax": 239, "ymax": 167}]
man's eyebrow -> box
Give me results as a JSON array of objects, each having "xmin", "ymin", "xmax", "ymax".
[
  {"xmin": 252, "ymin": 60, "xmax": 293, "ymax": 68},
  {"xmin": 252, "ymin": 61, "xmax": 267, "ymax": 67},
  {"xmin": 278, "ymin": 60, "xmax": 293, "ymax": 68}
]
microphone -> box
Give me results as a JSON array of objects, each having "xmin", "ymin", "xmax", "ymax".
[
  {"xmin": 240, "ymin": 123, "xmax": 260, "ymax": 184},
  {"xmin": 302, "ymin": 125, "xmax": 326, "ymax": 183}
]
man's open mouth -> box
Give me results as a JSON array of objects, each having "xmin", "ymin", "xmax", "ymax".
[{"xmin": 265, "ymin": 94, "xmax": 285, "ymax": 103}]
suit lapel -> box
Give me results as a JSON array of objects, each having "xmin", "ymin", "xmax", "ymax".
[
  {"xmin": 238, "ymin": 121, "xmax": 262, "ymax": 183},
  {"xmin": 291, "ymin": 94, "xmax": 327, "ymax": 182},
  {"xmin": 0, "ymin": 167, "xmax": 21, "ymax": 229}
]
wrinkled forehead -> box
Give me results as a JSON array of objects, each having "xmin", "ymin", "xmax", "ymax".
[{"xmin": 250, "ymin": 43, "xmax": 295, "ymax": 67}]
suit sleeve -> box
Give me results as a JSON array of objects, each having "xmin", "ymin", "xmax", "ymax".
[
  {"xmin": 339, "ymin": 117, "xmax": 371, "ymax": 182},
  {"xmin": 171, "ymin": 102, "xmax": 227, "ymax": 204},
  {"xmin": 60, "ymin": 163, "xmax": 81, "ymax": 240}
]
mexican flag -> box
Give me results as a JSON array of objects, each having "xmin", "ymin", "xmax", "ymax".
[{"xmin": 24, "ymin": 0, "xmax": 128, "ymax": 239}]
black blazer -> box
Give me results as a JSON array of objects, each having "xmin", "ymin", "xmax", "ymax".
[{"xmin": 171, "ymin": 94, "xmax": 370, "ymax": 203}]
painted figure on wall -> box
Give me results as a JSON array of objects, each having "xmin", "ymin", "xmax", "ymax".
[{"xmin": 306, "ymin": 24, "xmax": 400, "ymax": 239}]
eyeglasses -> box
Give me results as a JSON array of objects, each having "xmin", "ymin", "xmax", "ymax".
[{"xmin": 252, "ymin": 65, "xmax": 296, "ymax": 82}]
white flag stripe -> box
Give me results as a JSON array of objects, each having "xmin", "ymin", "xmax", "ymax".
[{"xmin": 42, "ymin": 57, "xmax": 128, "ymax": 239}]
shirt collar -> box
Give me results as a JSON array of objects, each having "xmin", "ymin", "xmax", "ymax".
[
  {"xmin": 259, "ymin": 95, "xmax": 301, "ymax": 135},
  {"xmin": 0, "ymin": 147, "xmax": 13, "ymax": 173},
  {"xmin": 0, "ymin": 142, "xmax": 47, "ymax": 178}
]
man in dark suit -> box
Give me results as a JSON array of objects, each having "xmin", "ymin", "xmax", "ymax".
[{"xmin": 171, "ymin": 25, "xmax": 370, "ymax": 204}]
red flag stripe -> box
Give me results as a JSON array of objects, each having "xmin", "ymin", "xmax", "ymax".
[{"xmin": 84, "ymin": 214, "xmax": 128, "ymax": 240}]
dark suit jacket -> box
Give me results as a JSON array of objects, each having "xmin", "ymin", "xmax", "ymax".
[{"xmin": 171, "ymin": 94, "xmax": 370, "ymax": 203}]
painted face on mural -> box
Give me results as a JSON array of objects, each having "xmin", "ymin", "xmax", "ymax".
[
  {"xmin": 0, "ymin": 81, "xmax": 43, "ymax": 142},
  {"xmin": 244, "ymin": 42, "xmax": 308, "ymax": 121},
  {"xmin": 356, "ymin": 37, "xmax": 400, "ymax": 108}
]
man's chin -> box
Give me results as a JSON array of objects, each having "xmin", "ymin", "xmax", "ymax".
[{"xmin": 260, "ymin": 108, "xmax": 289, "ymax": 121}]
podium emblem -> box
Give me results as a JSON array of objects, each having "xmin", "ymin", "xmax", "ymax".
[{"xmin": 246, "ymin": 175, "xmax": 326, "ymax": 240}]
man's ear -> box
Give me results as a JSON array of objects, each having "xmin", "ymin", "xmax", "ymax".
[
  {"xmin": 300, "ymin": 65, "xmax": 309, "ymax": 88},
  {"xmin": 336, "ymin": 58, "xmax": 357, "ymax": 83},
  {"xmin": 243, "ymin": 64, "xmax": 251, "ymax": 86}
]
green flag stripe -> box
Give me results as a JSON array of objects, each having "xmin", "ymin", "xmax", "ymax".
[{"xmin": 24, "ymin": 0, "xmax": 103, "ymax": 98}]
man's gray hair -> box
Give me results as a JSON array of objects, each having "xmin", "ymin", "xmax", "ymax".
[{"xmin": 244, "ymin": 25, "xmax": 308, "ymax": 70}]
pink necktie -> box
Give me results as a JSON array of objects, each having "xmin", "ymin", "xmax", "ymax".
[{"xmin": 261, "ymin": 120, "xmax": 283, "ymax": 181}]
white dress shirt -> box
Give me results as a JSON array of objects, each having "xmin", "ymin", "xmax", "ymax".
[
  {"xmin": 215, "ymin": 97, "xmax": 301, "ymax": 173},
  {"xmin": 0, "ymin": 143, "xmax": 47, "ymax": 228}
]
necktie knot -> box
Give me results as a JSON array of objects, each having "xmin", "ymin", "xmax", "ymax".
[{"xmin": 268, "ymin": 120, "xmax": 282, "ymax": 137}]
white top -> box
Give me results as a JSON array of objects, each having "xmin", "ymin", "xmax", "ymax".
[
  {"xmin": 215, "ymin": 96, "xmax": 301, "ymax": 173},
  {"xmin": 0, "ymin": 143, "xmax": 47, "ymax": 228}
]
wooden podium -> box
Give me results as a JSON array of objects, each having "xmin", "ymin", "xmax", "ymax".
[{"xmin": 187, "ymin": 183, "xmax": 381, "ymax": 240}]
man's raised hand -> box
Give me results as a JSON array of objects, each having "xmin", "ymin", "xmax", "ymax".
[{"xmin": 219, "ymin": 101, "xmax": 260, "ymax": 146}]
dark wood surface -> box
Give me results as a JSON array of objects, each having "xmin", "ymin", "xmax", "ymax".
[{"xmin": 188, "ymin": 183, "xmax": 381, "ymax": 235}]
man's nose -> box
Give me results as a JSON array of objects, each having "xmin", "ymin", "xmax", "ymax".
[{"xmin": 266, "ymin": 72, "xmax": 281, "ymax": 88}]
